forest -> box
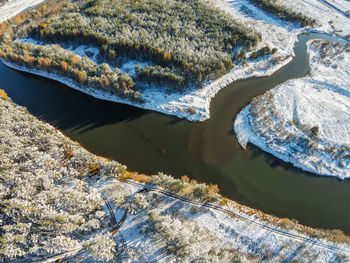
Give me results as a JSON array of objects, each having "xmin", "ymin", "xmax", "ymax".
[{"xmin": 0, "ymin": 0, "xmax": 262, "ymax": 101}]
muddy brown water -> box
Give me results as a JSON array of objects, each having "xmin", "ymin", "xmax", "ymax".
[{"xmin": 2, "ymin": 32, "xmax": 350, "ymax": 234}]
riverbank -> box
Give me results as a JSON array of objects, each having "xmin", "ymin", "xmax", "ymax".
[
  {"xmin": 0, "ymin": 0, "xmax": 298, "ymax": 122},
  {"xmin": 1, "ymin": 92, "xmax": 350, "ymax": 262},
  {"xmin": 235, "ymin": 39, "xmax": 350, "ymax": 179}
]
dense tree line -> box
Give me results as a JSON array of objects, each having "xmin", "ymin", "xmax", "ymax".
[{"xmin": 249, "ymin": 0, "xmax": 316, "ymax": 26}]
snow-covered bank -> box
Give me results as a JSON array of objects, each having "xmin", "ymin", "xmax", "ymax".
[
  {"xmin": 234, "ymin": 40, "xmax": 350, "ymax": 179},
  {"xmin": 1, "ymin": 46, "xmax": 292, "ymax": 121},
  {"xmin": 1, "ymin": 94, "xmax": 350, "ymax": 261},
  {"xmin": 0, "ymin": 0, "xmax": 45, "ymax": 22},
  {"xmin": 2, "ymin": 0, "xmax": 301, "ymax": 122}
]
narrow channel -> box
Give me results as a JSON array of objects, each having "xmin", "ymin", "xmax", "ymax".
[{"xmin": 1, "ymin": 32, "xmax": 350, "ymax": 234}]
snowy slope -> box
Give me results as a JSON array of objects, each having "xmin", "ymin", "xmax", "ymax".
[{"xmin": 234, "ymin": 40, "xmax": 350, "ymax": 179}]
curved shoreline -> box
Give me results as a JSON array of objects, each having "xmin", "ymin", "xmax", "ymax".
[
  {"xmin": 234, "ymin": 39, "xmax": 350, "ymax": 180},
  {"xmin": 1, "ymin": 54, "xmax": 293, "ymax": 122}
]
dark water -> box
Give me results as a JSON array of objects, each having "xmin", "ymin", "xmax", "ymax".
[{"xmin": 1, "ymin": 33, "xmax": 350, "ymax": 234}]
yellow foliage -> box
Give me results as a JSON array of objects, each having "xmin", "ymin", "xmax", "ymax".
[
  {"xmin": 88, "ymin": 162, "xmax": 100, "ymax": 176},
  {"xmin": 163, "ymin": 52, "xmax": 172, "ymax": 61},
  {"xmin": 0, "ymin": 50, "xmax": 6, "ymax": 59},
  {"xmin": 119, "ymin": 171, "xmax": 152, "ymax": 184},
  {"xmin": 103, "ymin": 77, "xmax": 110, "ymax": 87},
  {"xmin": 61, "ymin": 61, "xmax": 68, "ymax": 71},
  {"xmin": 0, "ymin": 89, "xmax": 8, "ymax": 100},
  {"xmin": 63, "ymin": 147, "xmax": 73, "ymax": 159},
  {"xmin": 185, "ymin": 63, "xmax": 194, "ymax": 70},
  {"xmin": 6, "ymin": 45, "xmax": 13, "ymax": 52},
  {"xmin": 0, "ymin": 22, "xmax": 8, "ymax": 35},
  {"xmin": 23, "ymin": 54, "xmax": 35, "ymax": 65},
  {"xmin": 38, "ymin": 57, "xmax": 52, "ymax": 68},
  {"xmin": 14, "ymin": 15, "xmax": 22, "ymax": 24},
  {"xmin": 78, "ymin": 71, "xmax": 87, "ymax": 83},
  {"xmin": 209, "ymin": 183, "xmax": 220, "ymax": 194},
  {"xmin": 70, "ymin": 55, "xmax": 81, "ymax": 65},
  {"xmin": 181, "ymin": 175, "xmax": 190, "ymax": 183}
]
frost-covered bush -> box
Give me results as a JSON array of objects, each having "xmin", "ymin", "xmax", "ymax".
[
  {"xmin": 148, "ymin": 210, "xmax": 195, "ymax": 257},
  {"xmin": 83, "ymin": 232, "xmax": 116, "ymax": 261}
]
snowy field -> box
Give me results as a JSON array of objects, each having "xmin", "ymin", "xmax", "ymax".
[{"xmin": 234, "ymin": 40, "xmax": 350, "ymax": 179}]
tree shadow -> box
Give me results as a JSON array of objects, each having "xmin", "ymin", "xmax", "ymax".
[{"xmin": 2, "ymin": 66, "xmax": 148, "ymax": 133}]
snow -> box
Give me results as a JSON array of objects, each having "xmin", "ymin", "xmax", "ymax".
[
  {"xmin": 234, "ymin": 40, "xmax": 350, "ymax": 179},
  {"xmin": 0, "ymin": 0, "xmax": 45, "ymax": 22}
]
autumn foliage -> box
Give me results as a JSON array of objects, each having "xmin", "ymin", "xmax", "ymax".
[
  {"xmin": 60, "ymin": 61, "xmax": 68, "ymax": 71},
  {"xmin": 0, "ymin": 89, "xmax": 8, "ymax": 100},
  {"xmin": 38, "ymin": 57, "xmax": 52, "ymax": 68}
]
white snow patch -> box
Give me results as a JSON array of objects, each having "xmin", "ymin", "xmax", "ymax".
[{"xmin": 234, "ymin": 40, "xmax": 350, "ymax": 179}]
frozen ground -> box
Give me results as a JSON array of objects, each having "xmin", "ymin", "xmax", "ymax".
[
  {"xmin": 235, "ymin": 40, "xmax": 350, "ymax": 179},
  {"xmin": 1, "ymin": 95, "xmax": 350, "ymax": 262}
]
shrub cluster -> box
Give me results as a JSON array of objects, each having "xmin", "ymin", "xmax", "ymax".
[{"xmin": 249, "ymin": 45, "xmax": 277, "ymax": 60}]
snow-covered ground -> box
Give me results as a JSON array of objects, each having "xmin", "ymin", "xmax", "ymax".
[
  {"xmin": 234, "ymin": 40, "xmax": 350, "ymax": 179},
  {"xmin": 0, "ymin": 0, "xmax": 45, "ymax": 22},
  {"xmin": 281, "ymin": 0, "xmax": 350, "ymax": 38},
  {"xmin": 1, "ymin": 95, "xmax": 350, "ymax": 261}
]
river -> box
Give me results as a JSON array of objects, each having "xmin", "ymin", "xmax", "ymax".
[{"xmin": 1, "ymin": 32, "xmax": 350, "ymax": 234}]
